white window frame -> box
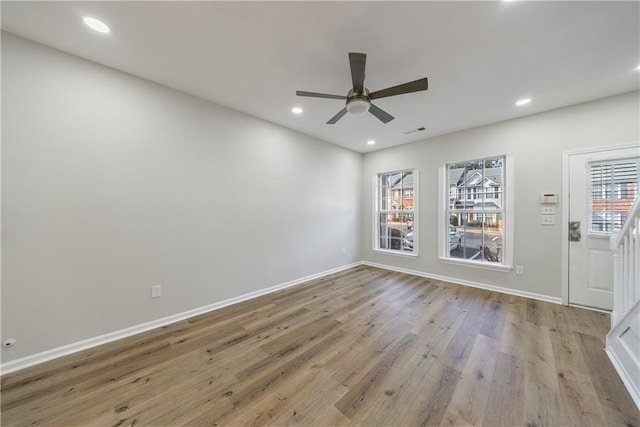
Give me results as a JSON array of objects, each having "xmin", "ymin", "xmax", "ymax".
[
  {"xmin": 373, "ymin": 169, "xmax": 419, "ymax": 257},
  {"xmin": 438, "ymin": 156, "xmax": 514, "ymax": 272}
]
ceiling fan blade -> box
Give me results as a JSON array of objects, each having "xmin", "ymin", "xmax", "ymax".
[
  {"xmin": 296, "ymin": 91, "xmax": 347, "ymax": 100},
  {"xmin": 369, "ymin": 78, "xmax": 428, "ymax": 100},
  {"xmin": 326, "ymin": 107, "xmax": 348, "ymax": 124},
  {"xmin": 349, "ymin": 52, "xmax": 367, "ymax": 94},
  {"xmin": 368, "ymin": 103, "xmax": 394, "ymax": 123}
]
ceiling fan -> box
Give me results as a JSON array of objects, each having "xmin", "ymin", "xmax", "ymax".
[{"xmin": 296, "ymin": 52, "xmax": 428, "ymax": 124}]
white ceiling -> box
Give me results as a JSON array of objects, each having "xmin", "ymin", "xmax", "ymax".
[{"xmin": 2, "ymin": 1, "xmax": 639, "ymax": 153}]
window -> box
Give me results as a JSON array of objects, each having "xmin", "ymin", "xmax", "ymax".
[
  {"xmin": 589, "ymin": 159, "xmax": 639, "ymax": 233},
  {"xmin": 440, "ymin": 155, "xmax": 512, "ymax": 270},
  {"xmin": 374, "ymin": 169, "xmax": 417, "ymax": 255}
]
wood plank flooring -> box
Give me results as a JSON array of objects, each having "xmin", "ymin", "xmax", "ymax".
[{"xmin": 2, "ymin": 265, "xmax": 639, "ymax": 426}]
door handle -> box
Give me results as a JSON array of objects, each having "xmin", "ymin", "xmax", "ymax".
[{"xmin": 569, "ymin": 221, "xmax": 581, "ymax": 242}]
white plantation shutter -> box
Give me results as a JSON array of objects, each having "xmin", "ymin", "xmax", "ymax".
[{"xmin": 589, "ymin": 159, "xmax": 639, "ymax": 232}]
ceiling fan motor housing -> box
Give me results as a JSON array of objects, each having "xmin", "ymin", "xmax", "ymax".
[{"xmin": 346, "ymin": 88, "xmax": 371, "ymax": 115}]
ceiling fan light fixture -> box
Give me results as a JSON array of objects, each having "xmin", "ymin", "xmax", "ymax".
[{"xmin": 346, "ymin": 97, "xmax": 371, "ymax": 115}]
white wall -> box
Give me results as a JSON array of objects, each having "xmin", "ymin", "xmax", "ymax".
[
  {"xmin": 3, "ymin": 30, "xmax": 638, "ymax": 367},
  {"xmin": 1, "ymin": 33, "xmax": 362, "ymax": 362},
  {"xmin": 362, "ymin": 90, "xmax": 639, "ymax": 300}
]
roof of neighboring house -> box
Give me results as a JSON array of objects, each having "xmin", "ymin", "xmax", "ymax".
[
  {"xmin": 386, "ymin": 167, "xmax": 503, "ymax": 190},
  {"xmin": 449, "ymin": 167, "xmax": 502, "ymax": 187},
  {"xmin": 390, "ymin": 171, "xmax": 414, "ymax": 189},
  {"xmin": 473, "ymin": 201, "xmax": 502, "ymax": 209}
]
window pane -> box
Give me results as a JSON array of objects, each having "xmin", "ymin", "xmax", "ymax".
[
  {"xmin": 379, "ymin": 213, "xmax": 393, "ymax": 249},
  {"xmin": 380, "ymin": 198, "xmax": 394, "ymax": 210},
  {"xmin": 448, "ymin": 225, "xmax": 470, "ymax": 259},
  {"xmin": 480, "ymin": 213, "xmax": 503, "ymax": 263},
  {"xmin": 379, "ymin": 229, "xmax": 411, "ymax": 251},
  {"xmin": 380, "ymin": 185, "xmax": 392, "ymax": 200},
  {"xmin": 591, "ymin": 211, "xmax": 612, "ymax": 232}
]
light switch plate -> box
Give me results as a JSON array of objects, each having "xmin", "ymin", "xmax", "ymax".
[{"xmin": 541, "ymin": 215, "xmax": 555, "ymax": 225}]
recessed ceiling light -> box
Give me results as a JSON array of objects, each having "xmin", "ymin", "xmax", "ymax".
[
  {"xmin": 515, "ymin": 97, "xmax": 532, "ymax": 106},
  {"xmin": 291, "ymin": 107, "xmax": 303, "ymax": 114},
  {"xmin": 367, "ymin": 140, "xmax": 376, "ymax": 145},
  {"xmin": 82, "ymin": 16, "xmax": 110, "ymax": 34}
]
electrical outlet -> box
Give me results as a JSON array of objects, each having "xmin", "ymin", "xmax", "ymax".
[
  {"xmin": 541, "ymin": 206, "xmax": 556, "ymax": 214},
  {"xmin": 516, "ymin": 266, "xmax": 524, "ymax": 276},
  {"xmin": 151, "ymin": 285, "xmax": 162, "ymax": 298}
]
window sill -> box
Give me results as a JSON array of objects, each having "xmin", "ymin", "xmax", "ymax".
[
  {"xmin": 438, "ymin": 257, "xmax": 512, "ymax": 272},
  {"xmin": 373, "ymin": 248, "xmax": 419, "ymax": 258},
  {"xmin": 587, "ymin": 232, "xmax": 613, "ymax": 239}
]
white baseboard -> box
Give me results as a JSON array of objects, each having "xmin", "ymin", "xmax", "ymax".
[
  {"xmin": 361, "ymin": 261, "xmax": 564, "ymax": 305},
  {"xmin": 0, "ymin": 262, "xmax": 361, "ymax": 375}
]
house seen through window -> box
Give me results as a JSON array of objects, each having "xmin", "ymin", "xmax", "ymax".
[
  {"xmin": 446, "ymin": 156, "xmax": 505, "ymax": 265},
  {"xmin": 375, "ymin": 169, "xmax": 416, "ymax": 254}
]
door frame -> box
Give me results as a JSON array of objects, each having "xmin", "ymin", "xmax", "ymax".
[{"xmin": 561, "ymin": 142, "xmax": 639, "ymax": 307}]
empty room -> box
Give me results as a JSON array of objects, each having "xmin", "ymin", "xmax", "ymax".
[{"xmin": 1, "ymin": 1, "xmax": 640, "ymax": 426}]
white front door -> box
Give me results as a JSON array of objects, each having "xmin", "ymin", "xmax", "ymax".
[{"xmin": 568, "ymin": 145, "xmax": 639, "ymax": 310}]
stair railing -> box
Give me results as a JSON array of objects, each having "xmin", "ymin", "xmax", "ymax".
[{"xmin": 610, "ymin": 196, "xmax": 640, "ymax": 327}]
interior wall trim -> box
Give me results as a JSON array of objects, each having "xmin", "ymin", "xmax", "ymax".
[
  {"xmin": 605, "ymin": 299, "xmax": 640, "ymax": 412},
  {"xmin": 0, "ymin": 262, "xmax": 361, "ymax": 375},
  {"xmin": 361, "ymin": 261, "xmax": 564, "ymax": 305},
  {"xmin": 606, "ymin": 345, "xmax": 640, "ymax": 412}
]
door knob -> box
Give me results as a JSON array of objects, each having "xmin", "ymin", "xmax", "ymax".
[{"xmin": 569, "ymin": 221, "xmax": 581, "ymax": 242}]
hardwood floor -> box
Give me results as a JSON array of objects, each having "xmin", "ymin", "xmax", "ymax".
[{"xmin": 2, "ymin": 265, "xmax": 639, "ymax": 426}]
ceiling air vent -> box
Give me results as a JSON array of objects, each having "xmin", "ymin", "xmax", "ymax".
[{"xmin": 402, "ymin": 126, "xmax": 427, "ymax": 135}]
